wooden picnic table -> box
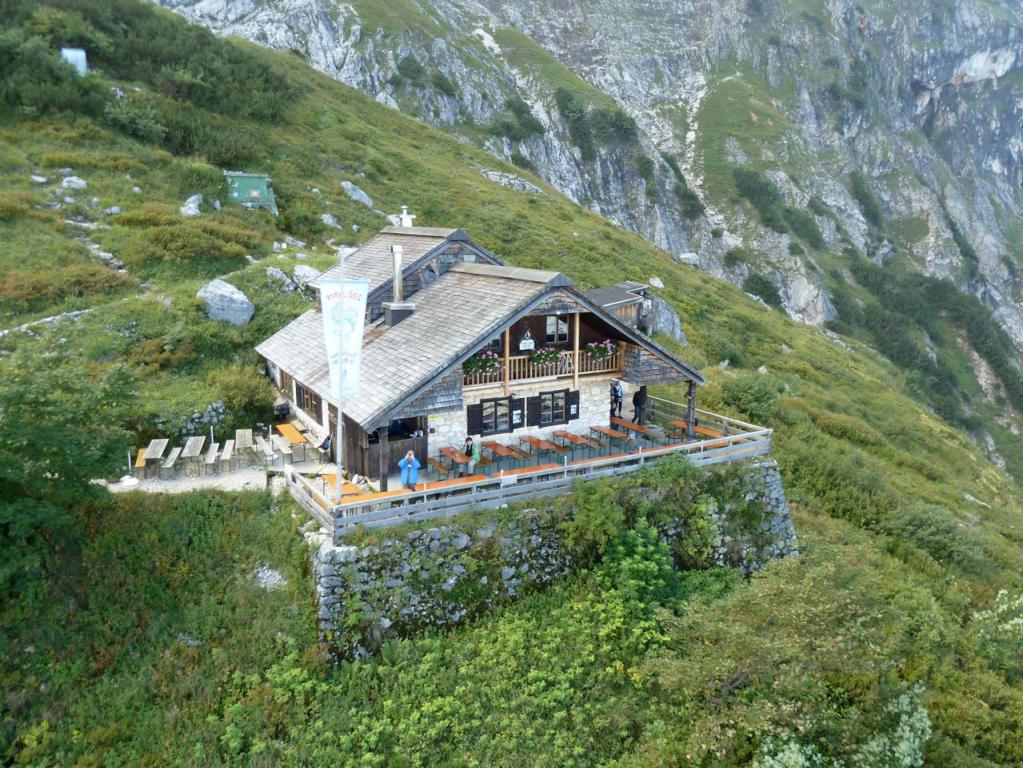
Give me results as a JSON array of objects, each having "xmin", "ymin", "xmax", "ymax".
[
  {"xmin": 482, "ymin": 440, "xmax": 515, "ymax": 457},
  {"xmin": 144, "ymin": 438, "xmax": 168, "ymax": 462},
  {"xmin": 271, "ymin": 434, "xmax": 293, "ymax": 463},
  {"xmin": 254, "ymin": 435, "xmax": 275, "ymax": 465},
  {"xmin": 520, "ymin": 435, "xmax": 564, "ymax": 457},
  {"xmin": 180, "ymin": 435, "xmax": 206, "ymax": 477},
  {"xmin": 235, "ymin": 429, "xmax": 253, "ymax": 450},
  {"xmin": 275, "ymin": 423, "xmax": 306, "ymax": 460},
  {"xmin": 611, "ymin": 415, "xmax": 650, "ymax": 434},
  {"xmin": 591, "ymin": 424, "xmax": 628, "ymax": 441},
  {"xmin": 440, "ymin": 446, "xmax": 471, "ymax": 465}
]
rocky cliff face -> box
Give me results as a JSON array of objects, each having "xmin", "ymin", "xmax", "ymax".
[{"xmin": 159, "ymin": 0, "xmax": 1023, "ymax": 344}]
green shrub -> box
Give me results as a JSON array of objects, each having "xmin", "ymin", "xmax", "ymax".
[
  {"xmin": 554, "ymin": 87, "xmax": 595, "ymax": 161},
  {"xmin": 510, "ymin": 150, "xmax": 534, "ymax": 171},
  {"xmin": 208, "ymin": 363, "xmax": 275, "ymax": 425},
  {"xmin": 850, "ymin": 171, "xmax": 884, "ymax": 228},
  {"xmin": 636, "ymin": 154, "xmax": 655, "ymax": 184},
  {"xmin": 788, "ymin": 241, "xmax": 805, "ymax": 256},
  {"xmin": 733, "ymin": 167, "xmax": 788, "ymax": 233},
  {"xmin": 881, "ymin": 503, "xmax": 988, "ymax": 575},
  {"xmin": 743, "ymin": 272, "xmax": 782, "ymax": 308},
  {"xmin": 675, "ymin": 178, "xmax": 705, "ymax": 219},
  {"xmin": 711, "ymin": 226, "xmax": 724, "ymax": 238},
  {"xmin": 724, "ymin": 247, "xmax": 752, "ymax": 268},
  {"xmin": 396, "ymin": 55, "xmax": 426, "ymax": 85},
  {"xmin": 430, "ymin": 70, "xmax": 456, "ymax": 97},
  {"xmin": 783, "ymin": 206, "xmax": 824, "ymax": 248},
  {"xmin": 560, "ymin": 479, "xmax": 625, "ymax": 561},
  {"xmin": 0, "ymin": 191, "xmax": 33, "ymax": 221},
  {"xmin": 103, "ymin": 96, "xmax": 167, "ymax": 143},
  {"xmin": 721, "ymin": 373, "xmax": 785, "ymax": 423}
]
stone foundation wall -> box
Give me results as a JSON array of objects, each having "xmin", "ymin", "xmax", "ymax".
[{"xmin": 313, "ymin": 460, "xmax": 797, "ymax": 657}]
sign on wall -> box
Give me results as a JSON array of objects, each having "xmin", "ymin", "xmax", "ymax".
[{"xmin": 320, "ymin": 278, "xmax": 369, "ymax": 398}]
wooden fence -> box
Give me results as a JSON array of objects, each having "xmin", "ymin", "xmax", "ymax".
[{"xmin": 281, "ymin": 408, "xmax": 772, "ymax": 542}]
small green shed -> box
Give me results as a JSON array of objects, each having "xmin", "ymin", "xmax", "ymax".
[{"xmin": 224, "ymin": 171, "xmax": 279, "ymax": 216}]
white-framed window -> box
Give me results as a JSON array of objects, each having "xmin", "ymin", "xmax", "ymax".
[{"xmin": 545, "ymin": 315, "xmax": 569, "ymax": 344}]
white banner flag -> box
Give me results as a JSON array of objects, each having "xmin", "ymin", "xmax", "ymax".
[{"xmin": 320, "ymin": 278, "xmax": 369, "ymax": 398}]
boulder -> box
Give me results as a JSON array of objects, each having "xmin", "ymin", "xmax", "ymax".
[
  {"xmin": 104, "ymin": 206, "xmax": 122, "ymax": 215},
  {"xmin": 196, "ymin": 279, "xmax": 254, "ymax": 325},
  {"xmin": 676, "ymin": 252, "xmax": 700, "ymax": 266},
  {"xmin": 320, "ymin": 213, "xmax": 340, "ymax": 229},
  {"xmin": 30, "ymin": 174, "xmax": 47, "ymax": 184},
  {"xmin": 341, "ymin": 181, "xmax": 373, "ymax": 208},
  {"xmin": 293, "ymin": 265, "xmax": 320, "ymax": 286},
  {"xmin": 647, "ymin": 295, "xmax": 687, "ymax": 345},
  {"xmin": 61, "ymin": 176, "xmax": 87, "ymax": 190},
  {"xmin": 266, "ymin": 266, "xmax": 295, "ymax": 292},
  {"xmin": 481, "ymin": 169, "xmax": 543, "ymax": 195},
  {"xmin": 180, "ymin": 194, "xmax": 202, "ymax": 217},
  {"xmin": 649, "ymin": 276, "xmax": 664, "ymax": 289}
]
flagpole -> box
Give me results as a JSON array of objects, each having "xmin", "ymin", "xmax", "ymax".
[{"xmin": 336, "ymin": 253, "xmax": 344, "ymax": 506}]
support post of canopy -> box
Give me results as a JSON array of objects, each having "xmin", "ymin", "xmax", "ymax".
[{"xmin": 685, "ymin": 380, "xmax": 697, "ymax": 439}]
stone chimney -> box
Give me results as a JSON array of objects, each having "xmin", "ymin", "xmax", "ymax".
[
  {"xmin": 398, "ymin": 205, "xmax": 416, "ymax": 228},
  {"xmin": 382, "ymin": 243, "xmax": 415, "ymax": 325}
]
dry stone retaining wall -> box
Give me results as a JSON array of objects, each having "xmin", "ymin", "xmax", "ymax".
[{"xmin": 313, "ymin": 460, "xmax": 796, "ymax": 657}]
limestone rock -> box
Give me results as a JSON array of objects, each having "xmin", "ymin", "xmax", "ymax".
[
  {"xmin": 30, "ymin": 174, "xmax": 47, "ymax": 184},
  {"xmin": 266, "ymin": 266, "xmax": 295, "ymax": 292},
  {"xmin": 649, "ymin": 276, "xmax": 664, "ymax": 289},
  {"xmin": 196, "ymin": 279, "xmax": 254, "ymax": 325},
  {"xmin": 293, "ymin": 264, "xmax": 320, "ymax": 286},
  {"xmin": 646, "ymin": 295, "xmax": 687, "ymax": 345},
  {"xmin": 61, "ymin": 176, "xmax": 87, "ymax": 190},
  {"xmin": 676, "ymin": 253, "xmax": 700, "ymax": 267},
  {"xmin": 320, "ymin": 212, "xmax": 340, "ymax": 228},
  {"xmin": 341, "ymin": 180, "xmax": 372, "ymax": 208},
  {"xmin": 179, "ymin": 193, "xmax": 202, "ymax": 217},
  {"xmin": 481, "ymin": 169, "xmax": 543, "ymax": 194}
]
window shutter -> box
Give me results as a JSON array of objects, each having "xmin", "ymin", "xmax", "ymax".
[
  {"xmin": 510, "ymin": 397, "xmax": 525, "ymax": 430},
  {"xmin": 466, "ymin": 403, "xmax": 484, "ymax": 435},
  {"xmin": 567, "ymin": 390, "xmax": 580, "ymax": 421},
  {"xmin": 526, "ymin": 395, "xmax": 541, "ymax": 427}
]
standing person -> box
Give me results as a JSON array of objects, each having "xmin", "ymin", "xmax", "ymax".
[
  {"xmin": 631, "ymin": 386, "xmax": 647, "ymax": 424},
  {"xmin": 462, "ymin": 435, "xmax": 480, "ymax": 476},
  {"xmin": 398, "ymin": 450, "xmax": 420, "ymax": 491},
  {"xmin": 610, "ymin": 378, "xmax": 624, "ymax": 418}
]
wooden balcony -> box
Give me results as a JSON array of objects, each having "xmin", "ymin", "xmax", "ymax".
[{"xmin": 462, "ymin": 346, "xmax": 626, "ymax": 389}]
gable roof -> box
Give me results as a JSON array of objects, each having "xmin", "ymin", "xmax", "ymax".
[
  {"xmin": 257, "ymin": 262, "xmax": 703, "ymax": 433},
  {"xmin": 585, "ymin": 282, "xmax": 646, "ymax": 308},
  {"xmin": 311, "ymin": 226, "xmax": 501, "ymax": 296}
]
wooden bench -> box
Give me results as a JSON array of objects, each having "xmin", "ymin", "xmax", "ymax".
[
  {"xmin": 220, "ymin": 439, "xmax": 235, "ymax": 472},
  {"xmin": 254, "ymin": 435, "xmax": 276, "ymax": 466},
  {"xmin": 204, "ymin": 443, "xmax": 220, "ymax": 475},
  {"xmin": 694, "ymin": 423, "xmax": 724, "ymax": 438},
  {"xmin": 611, "ymin": 415, "xmax": 651, "ymax": 434},
  {"xmin": 271, "ymin": 434, "xmax": 293, "ymax": 464},
  {"xmin": 428, "ymin": 457, "xmax": 452, "ymax": 478},
  {"xmin": 160, "ymin": 447, "xmax": 182, "ymax": 479},
  {"xmin": 133, "ymin": 449, "xmax": 147, "ymax": 479}
]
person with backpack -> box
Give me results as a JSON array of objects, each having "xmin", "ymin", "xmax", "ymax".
[
  {"xmin": 610, "ymin": 378, "xmax": 624, "ymax": 418},
  {"xmin": 631, "ymin": 386, "xmax": 647, "ymax": 424}
]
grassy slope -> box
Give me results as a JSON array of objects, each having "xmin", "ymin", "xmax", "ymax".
[{"xmin": 2, "ymin": 6, "xmax": 1023, "ymax": 765}]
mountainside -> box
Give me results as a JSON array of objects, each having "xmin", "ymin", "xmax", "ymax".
[
  {"xmin": 161, "ymin": 0, "xmax": 1023, "ymax": 342},
  {"xmin": 4, "ymin": 1, "xmax": 1023, "ymax": 764}
]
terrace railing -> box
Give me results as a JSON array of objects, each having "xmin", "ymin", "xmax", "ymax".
[
  {"xmin": 281, "ymin": 404, "xmax": 772, "ymax": 542},
  {"xmin": 462, "ymin": 345, "xmax": 626, "ymax": 388}
]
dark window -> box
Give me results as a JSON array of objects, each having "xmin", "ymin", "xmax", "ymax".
[
  {"xmin": 295, "ymin": 382, "xmax": 322, "ymax": 424},
  {"xmin": 280, "ymin": 369, "xmax": 294, "ymax": 398},
  {"xmin": 539, "ymin": 389, "xmax": 567, "ymax": 425},
  {"xmin": 481, "ymin": 397, "xmax": 511, "ymax": 434},
  {"xmin": 545, "ymin": 315, "xmax": 568, "ymax": 344}
]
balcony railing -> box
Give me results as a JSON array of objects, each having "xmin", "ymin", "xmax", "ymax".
[{"xmin": 462, "ymin": 346, "xmax": 626, "ymax": 388}]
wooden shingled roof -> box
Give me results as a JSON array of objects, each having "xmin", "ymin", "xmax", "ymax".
[
  {"xmin": 311, "ymin": 226, "xmax": 500, "ymax": 296},
  {"xmin": 257, "ymin": 262, "xmax": 703, "ymax": 433}
]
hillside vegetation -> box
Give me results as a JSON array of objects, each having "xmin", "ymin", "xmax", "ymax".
[{"xmin": 2, "ymin": 1, "xmax": 1023, "ymax": 765}]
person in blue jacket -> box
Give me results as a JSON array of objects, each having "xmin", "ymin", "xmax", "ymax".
[{"xmin": 398, "ymin": 450, "xmax": 421, "ymax": 490}]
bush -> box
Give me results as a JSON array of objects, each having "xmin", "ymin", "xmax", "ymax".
[
  {"xmin": 721, "ymin": 373, "xmax": 785, "ymax": 423},
  {"xmin": 724, "ymin": 247, "xmax": 752, "ymax": 268},
  {"xmin": 733, "ymin": 167, "xmax": 788, "ymax": 232},
  {"xmin": 850, "ymin": 171, "xmax": 884, "ymax": 228},
  {"xmin": 782, "ymin": 206, "xmax": 824, "ymax": 248},
  {"xmin": 743, "ymin": 272, "xmax": 783, "ymax": 308},
  {"xmin": 788, "ymin": 241, "xmax": 805, "ymax": 256},
  {"xmin": 490, "ymin": 97, "xmax": 544, "ymax": 141},
  {"xmin": 881, "ymin": 503, "xmax": 988, "ymax": 575},
  {"xmin": 554, "ymin": 87, "xmax": 595, "ymax": 162},
  {"xmin": 396, "ymin": 55, "xmax": 426, "ymax": 85},
  {"xmin": 676, "ymin": 178, "xmax": 705, "ymax": 219},
  {"xmin": 208, "ymin": 363, "xmax": 275, "ymax": 425},
  {"xmin": 0, "ymin": 191, "xmax": 33, "ymax": 221},
  {"xmin": 430, "ymin": 71, "xmax": 456, "ymax": 97},
  {"xmin": 120, "ymin": 219, "xmax": 259, "ymax": 269},
  {"xmin": 711, "ymin": 227, "xmax": 724, "ymax": 238},
  {"xmin": 510, "ymin": 150, "xmax": 534, "ymax": 171},
  {"xmin": 103, "ymin": 96, "xmax": 167, "ymax": 143}
]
